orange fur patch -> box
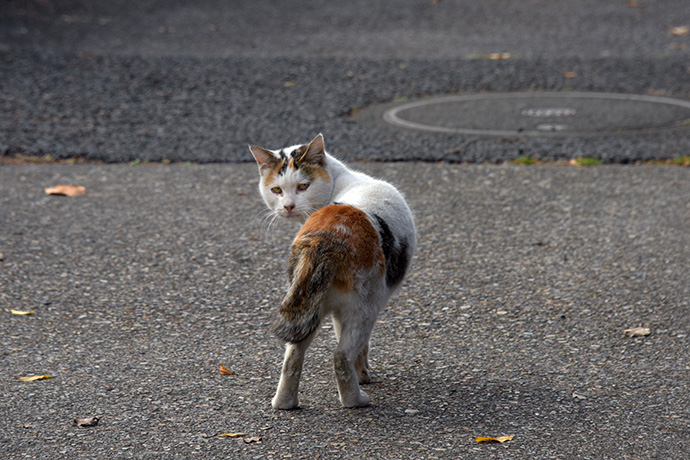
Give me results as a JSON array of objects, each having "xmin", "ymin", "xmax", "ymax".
[
  {"xmin": 296, "ymin": 205, "xmax": 385, "ymax": 292},
  {"xmin": 261, "ymin": 158, "xmax": 286, "ymax": 186}
]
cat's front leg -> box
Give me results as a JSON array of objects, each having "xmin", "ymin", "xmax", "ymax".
[
  {"xmin": 272, "ymin": 337, "xmax": 313, "ymax": 410},
  {"xmin": 334, "ymin": 346, "xmax": 370, "ymax": 408}
]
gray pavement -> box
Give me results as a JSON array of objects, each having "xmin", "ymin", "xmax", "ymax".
[
  {"xmin": 1, "ymin": 163, "xmax": 689, "ymax": 459},
  {"xmin": 2, "ymin": 0, "xmax": 690, "ymax": 162},
  {"xmin": 1, "ymin": 1, "xmax": 690, "ymax": 459}
]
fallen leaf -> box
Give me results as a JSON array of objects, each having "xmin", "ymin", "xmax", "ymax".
[
  {"xmin": 10, "ymin": 309, "xmax": 34, "ymax": 316},
  {"xmin": 563, "ymin": 71, "xmax": 577, "ymax": 78},
  {"xmin": 243, "ymin": 436, "xmax": 262, "ymax": 444},
  {"xmin": 44, "ymin": 184, "xmax": 86, "ymax": 197},
  {"xmin": 284, "ymin": 81, "xmax": 296, "ymax": 88},
  {"xmin": 74, "ymin": 417, "xmax": 99, "ymax": 427},
  {"xmin": 219, "ymin": 364, "xmax": 235, "ymax": 375},
  {"xmin": 487, "ymin": 52, "xmax": 511, "ymax": 60},
  {"xmin": 626, "ymin": 0, "xmax": 643, "ymax": 7},
  {"xmin": 624, "ymin": 327, "xmax": 651, "ymax": 337},
  {"xmin": 17, "ymin": 375, "xmax": 53, "ymax": 382},
  {"xmin": 217, "ymin": 432, "xmax": 247, "ymax": 438},
  {"xmin": 569, "ymin": 157, "xmax": 602, "ymax": 167},
  {"xmin": 671, "ymin": 26, "xmax": 690, "ymax": 36},
  {"xmin": 476, "ymin": 435, "xmax": 514, "ymax": 443}
]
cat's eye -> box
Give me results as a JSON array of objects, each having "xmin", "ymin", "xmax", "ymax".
[
  {"xmin": 270, "ymin": 186, "xmax": 282, "ymax": 195},
  {"xmin": 297, "ymin": 183, "xmax": 310, "ymax": 191}
]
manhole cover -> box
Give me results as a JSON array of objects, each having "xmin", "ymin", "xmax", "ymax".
[{"xmin": 379, "ymin": 92, "xmax": 690, "ymax": 136}]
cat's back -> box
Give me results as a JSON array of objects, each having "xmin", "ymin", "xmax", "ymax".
[
  {"xmin": 334, "ymin": 173, "xmax": 416, "ymax": 262},
  {"xmin": 338, "ymin": 178, "xmax": 411, "ymax": 223}
]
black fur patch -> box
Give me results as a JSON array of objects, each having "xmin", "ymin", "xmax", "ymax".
[
  {"xmin": 277, "ymin": 149, "xmax": 289, "ymax": 175},
  {"xmin": 277, "ymin": 145, "xmax": 311, "ymax": 176},
  {"xmin": 373, "ymin": 214, "xmax": 409, "ymax": 287}
]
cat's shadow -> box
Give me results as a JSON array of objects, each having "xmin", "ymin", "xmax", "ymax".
[{"xmin": 283, "ymin": 356, "xmax": 589, "ymax": 438}]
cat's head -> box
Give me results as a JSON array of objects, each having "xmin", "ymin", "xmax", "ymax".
[{"xmin": 249, "ymin": 134, "xmax": 333, "ymax": 222}]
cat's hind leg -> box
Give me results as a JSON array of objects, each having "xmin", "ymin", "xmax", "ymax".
[
  {"xmin": 332, "ymin": 316, "xmax": 374, "ymax": 408},
  {"xmin": 354, "ymin": 341, "xmax": 371, "ymax": 384},
  {"xmin": 272, "ymin": 330, "xmax": 317, "ymax": 410},
  {"xmin": 333, "ymin": 316, "xmax": 371, "ymax": 384}
]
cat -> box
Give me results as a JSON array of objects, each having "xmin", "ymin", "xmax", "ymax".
[{"xmin": 249, "ymin": 133, "xmax": 416, "ymax": 409}]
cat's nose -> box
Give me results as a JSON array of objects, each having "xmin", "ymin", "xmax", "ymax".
[{"xmin": 284, "ymin": 204, "xmax": 295, "ymax": 213}]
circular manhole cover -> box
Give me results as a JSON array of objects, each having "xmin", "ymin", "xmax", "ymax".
[{"xmin": 380, "ymin": 92, "xmax": 690, "ymax": 136}]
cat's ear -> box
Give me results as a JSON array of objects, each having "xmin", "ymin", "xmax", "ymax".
[
  {"xmin": 249, "ymin": 145, "xmax": 280, "ymax": 174},
  {"xmin": 297, "ymin": 133, "xmax": 327, "ymax": 167}
]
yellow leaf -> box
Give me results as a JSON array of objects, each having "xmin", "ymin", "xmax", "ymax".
[
  {"xmin": 569, "ymin": 157, "xmax": 602, "ymax": 167},
  {"xmin": 475, "ymin": 435, "xmax": 514, "ymax": 443},
  {"xmin": 45, "ymin": 184, "xmax": 86, "ymax": 197},
  {"xmin": 219, "ymin": 364, "xmax": 235, "ymax": 375},
  {"xmin": 217, "ymin": 432, "xmax": 247, "ymax": 438},
  {"xmin": 10, "ymin": 309, "xmax": 34, "ymax": 316},
  {"xmin": 671, "ymin": 26, "xmax": 689, "ymax": 36},
  {"xmin": 284, "ymin": 81, "xmax": 296, "ymax": 88},
  {"xmin": 487, "ymin": 52, "xmax": 511, "ymax": 60},
  {"xmin": 17, "ymin": 375, "xmax": 53, "ymax": 382}
]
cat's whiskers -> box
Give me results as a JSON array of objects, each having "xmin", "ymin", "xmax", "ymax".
[
  {"xmin": 252, "ymin": 208, "xmax": 278, "ymax": 238},
  {"xmin": 301, "ymin": 204, "xmax": 319, "ymax": 220}
]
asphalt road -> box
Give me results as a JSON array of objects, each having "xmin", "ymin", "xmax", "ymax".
[
  {"xmin": 1, "ymin": 163, "xmax": 689, "ymax": 459},
  {"xmin": 1, "ymin": 2, "xmax": 690, "ymax": 460},
  {"xmin": 1, "ymin": 0, "xmax": 690, "ymax": 162}
]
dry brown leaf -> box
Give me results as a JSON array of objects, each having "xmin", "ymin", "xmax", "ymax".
[
  {"xmin": 44, "ymin": 184, "xmax": 86, "ymax": 197},
  {"xmin": 10, "ymin": 309, "xmax": 34, "ymax": 316},
  {"xmin": 563, "ymin": 71, "xmax": 577, "ymax": 78},
  {"xmin": 219, "ymin": 364, "xmax": 235, "ymax": 375},
  {"xmin": 74, "ymin": 417, "xmax": 99, "ymax": 427},
  {"xmin": 671, "ymin": 26, "xmax": 690, "ymax": 36},
  {"xmin": 476, "ymin": 435, "xmax": 514, "ymax": 443},
  {"xmin": 624, "ymin": 327, "xmax": 651, "ymax": 337},
  {"xmin": 217, "ymin": 432, "xmax": 247, "ymax": 438},
  {"xmin": 626, "ymin": 0, "xmax": 643, "ymax": 8},
  {"xmin": 243, "ymin": 436, "xmax": 262, "ymax": 444},
  {"xmin": 17, "ymin": 375, "xmax": 53, "ymax": 382}
]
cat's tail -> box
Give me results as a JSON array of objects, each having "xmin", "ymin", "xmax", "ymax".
[{"xmin": 272, "ymin": 232, "xmax": 347, "ymax": 343}]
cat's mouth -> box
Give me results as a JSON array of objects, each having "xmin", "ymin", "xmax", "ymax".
[
  {"xmin": 282, "ymin": 209, "xmax": 306, "ymax": 221},
  {"xmin": 280, "ymin": 209, "xmax": 309, "ymax": 222}
]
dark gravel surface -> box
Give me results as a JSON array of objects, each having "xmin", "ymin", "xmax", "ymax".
[
  {"xmin": 1, "ymin": 163, "xmax": 689, "ymax": 459},
  {"xmin": 2, "ymin": 0, "xmax": 690, "ymax": 163}
]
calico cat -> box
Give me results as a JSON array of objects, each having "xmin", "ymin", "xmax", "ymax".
[{"xmin": 249, "ymin": 134, "xmax": 416, "ymax": 409}]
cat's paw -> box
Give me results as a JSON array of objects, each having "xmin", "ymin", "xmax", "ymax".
[
  {"xmin": 272, "ymin": 394, "xmax": 299, "ymax": 410},
  {"xmin": 341, "ymin": 389, "xmax": 370, "ymax": 408}
]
